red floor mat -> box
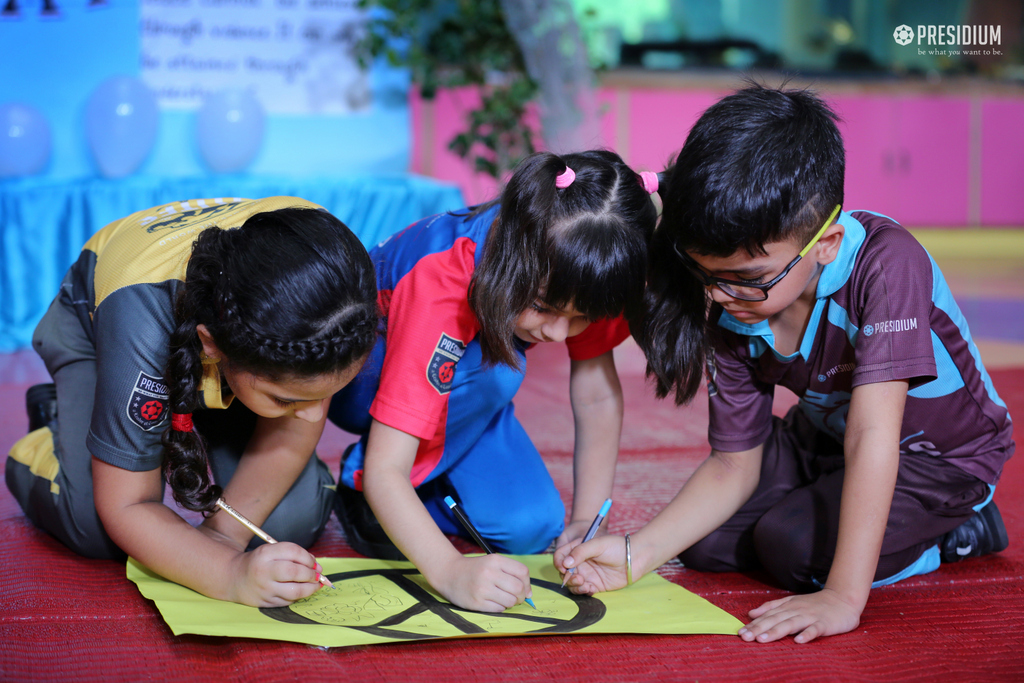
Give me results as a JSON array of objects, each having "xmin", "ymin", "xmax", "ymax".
[{"xmin": 1, "ymin": 346, "xmax": 1022, "ymax": 682}]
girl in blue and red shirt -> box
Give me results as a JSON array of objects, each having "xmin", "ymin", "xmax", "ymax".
[{"xmin": 329, "ymin": 150, "xmax": 660, "ymax": 612}]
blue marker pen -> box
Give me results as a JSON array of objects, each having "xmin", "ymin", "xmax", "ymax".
[
  {"xmin": 444, "ymin": 495, "xmax": 536, "ymax": 609},
  {"xmin": 561, "ymin": 498, "xmax": 613, "ymax": 588}
]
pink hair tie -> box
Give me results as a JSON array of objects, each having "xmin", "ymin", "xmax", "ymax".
[
  {"xmin": 555, "ymin": 166, "xmax": 576, "ymax": 189},
  {"xmin": 639, "ymin": 171, "xmax": 659, "ymax": 195}
]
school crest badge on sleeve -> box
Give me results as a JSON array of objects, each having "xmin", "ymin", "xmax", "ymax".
[
  {"xmin": 426, "ymin": 333, "xmax": 467, "ymax": 395},
  {"xmin": 127, "ymin": 371, "xmax": 170, "ymax": 431}
]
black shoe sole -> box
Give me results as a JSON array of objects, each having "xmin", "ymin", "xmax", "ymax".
[
  {"xmin": 941, "ymin": 500, "xmax": 1010, "ymax": 562},
  {"xmin": 334, "ymin": 486, "xmax": 407, "ymax": 561},
  {"xmin": 979, "ymin": 500, "xmax": 1010, "ymax": 554},
  {"xmin": 26, "ymin": 383, "xmax": 57, "ymax": 433}
]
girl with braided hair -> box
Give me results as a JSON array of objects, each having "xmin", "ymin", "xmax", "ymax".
[
  {"xmin": 7, "ymin": 197, "xmax": 377, "ymax": 607},
  {"xmin": 328, "ymin": 150, "xmax": 660, "ymax": 612}
]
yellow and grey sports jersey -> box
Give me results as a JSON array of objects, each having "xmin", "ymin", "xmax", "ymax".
[{"xmin": 44, "ymin": 196, "xmax": 324, "ymax": 472}]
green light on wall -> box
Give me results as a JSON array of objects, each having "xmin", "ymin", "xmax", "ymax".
[{"xmin": 571, "ymin": 0, "xmax": 670, "ymax": 44}]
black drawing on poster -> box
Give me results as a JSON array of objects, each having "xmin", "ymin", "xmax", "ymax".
[{"xmin": 260, "ymin": 568, "xmax": 606, "ymax": 640}]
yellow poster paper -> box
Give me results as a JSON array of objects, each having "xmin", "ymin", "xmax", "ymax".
[{"xmin": 127, "ymin": 555, "xmax": 743, "ymax": 647}]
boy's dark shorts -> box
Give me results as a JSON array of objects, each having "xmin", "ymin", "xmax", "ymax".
[{"xmin": 681, "ymin": 406, "xmax": 991, "ymax": 591}]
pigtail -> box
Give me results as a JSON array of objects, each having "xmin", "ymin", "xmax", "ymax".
[
  {"xmin": 633, "ymin": 166, "xmax": 710, "ymax": 406},
  {"xmin": 160, "ymin": 228, "xmax": 228, "ymax": 513},
  {"xmin": 634, "ymin": 226, "xmax": 709, "ymax": 405}
]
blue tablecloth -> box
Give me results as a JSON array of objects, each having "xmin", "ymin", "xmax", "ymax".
[{"xmin": 0, "ymin": 175, "xmax": 465, "ymax": 351}]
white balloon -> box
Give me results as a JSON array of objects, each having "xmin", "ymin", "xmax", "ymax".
[
  {"xmin": 0, "ymin": 102, "xmax": 51, "ymax": 178},
  {"xmin": 196, "ymin": 89, "xmax": 266, "ymax": 173},
  {"xmin": 85, "ymin": 76, "xmax": 160, "ymax": 179}
]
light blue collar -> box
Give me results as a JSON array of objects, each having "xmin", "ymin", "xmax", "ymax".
[
  {"xmin": 716, "ymin": 211, "xmax": 867, "ymax": 359},
  {"xmin": 815, "ymin": 210, "xmax": 865, "ymax": 298}
]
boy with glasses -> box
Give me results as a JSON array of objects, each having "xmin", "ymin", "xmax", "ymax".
[{"xmin": 557, "ymin": 84, "xmax": 1012, "ymax": 644}]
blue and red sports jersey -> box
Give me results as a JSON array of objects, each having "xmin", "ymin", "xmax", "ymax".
[{"xmin": 368, "ymin": 205, "xmax": 631, "ymax": 442}]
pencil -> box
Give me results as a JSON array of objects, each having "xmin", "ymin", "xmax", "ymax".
[
  {"xmin": 215, "ymin": 497, "xmax": 333, "ymax": 589},
  {"xmin": 444, "ymin": 495, "xmax": 536, "ymax": 609},
  {"xmin": 561, "ymin": 498, "xmax": 613, "ymax": 588}
]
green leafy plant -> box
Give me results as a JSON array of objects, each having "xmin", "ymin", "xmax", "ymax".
[{"xmin": 358, "ymin": 0, "xmax": 538, "ymax": 178}]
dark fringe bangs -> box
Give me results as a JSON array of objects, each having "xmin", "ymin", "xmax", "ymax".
[{"xmin": 542, "ymin": 215, "xmax": 647, "ymax": 322}]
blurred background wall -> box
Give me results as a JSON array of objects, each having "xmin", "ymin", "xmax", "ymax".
[
  {"xmin": 0, "ymin": 0, "xmax": 409, "ymax": 177},
  {"xmin": 412, "ymin": 0, "xmax": 1023, "ymax": 211},
  {"xmin": 0, "ymin": 0, "xmax": 464, "ymax": 350},
  {"xmin": 1, "ymin": 0, "xmax": 1022, "ymax": 350}
]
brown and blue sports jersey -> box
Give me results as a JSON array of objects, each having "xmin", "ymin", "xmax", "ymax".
[
  {"xmin": 52, "ymin": 196, "xmax": 324, "ymax": 473},
  {"xmin": 706, "ymin": 210, "xmax": 1014, "ymax": 485}
]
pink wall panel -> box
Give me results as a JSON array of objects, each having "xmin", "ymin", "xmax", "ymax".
[
  {"xmin": 425, "ymin": 87, "xmax": 499, "ymax": 206},
  {"xmin": 831, "ymin": 95, "xmax": 899, "ymax": 216},
  {"xmin": 626, "ymin": 90, "xmax": 723, "ymax": 173},
  {"xmin": 412, "ymin": 86, "xmax": 1021, "ymax": 226},
  {"xmin": 981, "ymin": 99, "xmax": 1024, "ymax": 226},
  {"xmin": 895, "ymin": 97, "xmax": 970, "ymax": 225},
  {"xmin": 832, "ymin": 95, "xmax": 970, "ymax": 226},
  {"xmin": 410, "ymin": 88, "xmax": 619, "ymax": 206}
]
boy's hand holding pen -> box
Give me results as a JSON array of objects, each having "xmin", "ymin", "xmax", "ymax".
[
  {"xmin": 559, "ymin": 498, "xmax": 612, "ymax": 588},
  {"xmin": 558, "ymin": 530, "xmax": 634, "ymax": 595},
  {"xmin": 555, "ymin": 499, "xmax": 640, "ymax": 594}
]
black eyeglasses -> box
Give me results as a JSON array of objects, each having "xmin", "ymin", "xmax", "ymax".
[{"xmin": 672, "ymin": 205, "xmax": 841, "ymax": 302}]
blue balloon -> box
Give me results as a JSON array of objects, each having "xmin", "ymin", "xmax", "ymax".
[
  {"xmin": 196, "ymin": 89, "xmax": 266, "ymax": 174},
  {"xmin": 85, "ymin": 76, "xmax": 159, "ymax": 178},
  {"xmin": 0, "ymin": 103, "xmax": 52, "ymax": 178}
]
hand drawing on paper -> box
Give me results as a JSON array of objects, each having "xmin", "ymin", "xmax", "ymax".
[{"xmin": 260, "ymin": 568, "xmax": 606, "ymax": 640}]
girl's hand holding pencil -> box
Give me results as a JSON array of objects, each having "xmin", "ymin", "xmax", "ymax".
[
  {"xmin": 438, "ymin": 496, "xmax": 535, "ymax": 612},
  {"xmin": 214, "ymin": 497, "xmax": 333, "ymax": 608},
  {"xmin": 434, "ymin": 553, "xmax": 535, "ymax": 613},
  {"xmin": 227, "ymin": 542, "xmax": 330, "ymax": 607}
]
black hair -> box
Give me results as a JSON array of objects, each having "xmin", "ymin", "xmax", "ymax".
[
  {"xmin": 665, "ymin": 83, "xmax": 845, "ymax": 256},
  {"xmin": 640, "ymin": 84, "xmax": 846, "ymax": 404},
  {"xmin": 161, "ymin": 207, "xmax": 379, "ymax": 512},
  {"xmin": 468, "ymin": 150, "xmax": 657, "ymax": 368}
]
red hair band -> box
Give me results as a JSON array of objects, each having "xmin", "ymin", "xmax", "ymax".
[{"xmin": 171, "ymin": 413, "xmax": 193, "ymax": 432}]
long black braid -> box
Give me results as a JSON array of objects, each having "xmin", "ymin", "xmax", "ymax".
[{"xmin": 160, "ymin": 207, "xmax": 378, "ymax": 512}]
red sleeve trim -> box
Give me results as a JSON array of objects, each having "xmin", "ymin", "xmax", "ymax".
[
  {"xmin": 369, "ymin": 237, "xmax": 480, "ymax": 440},
  {"xmin": 566, "ymin": 315, "xmax": 631, "ymax": 360}
]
